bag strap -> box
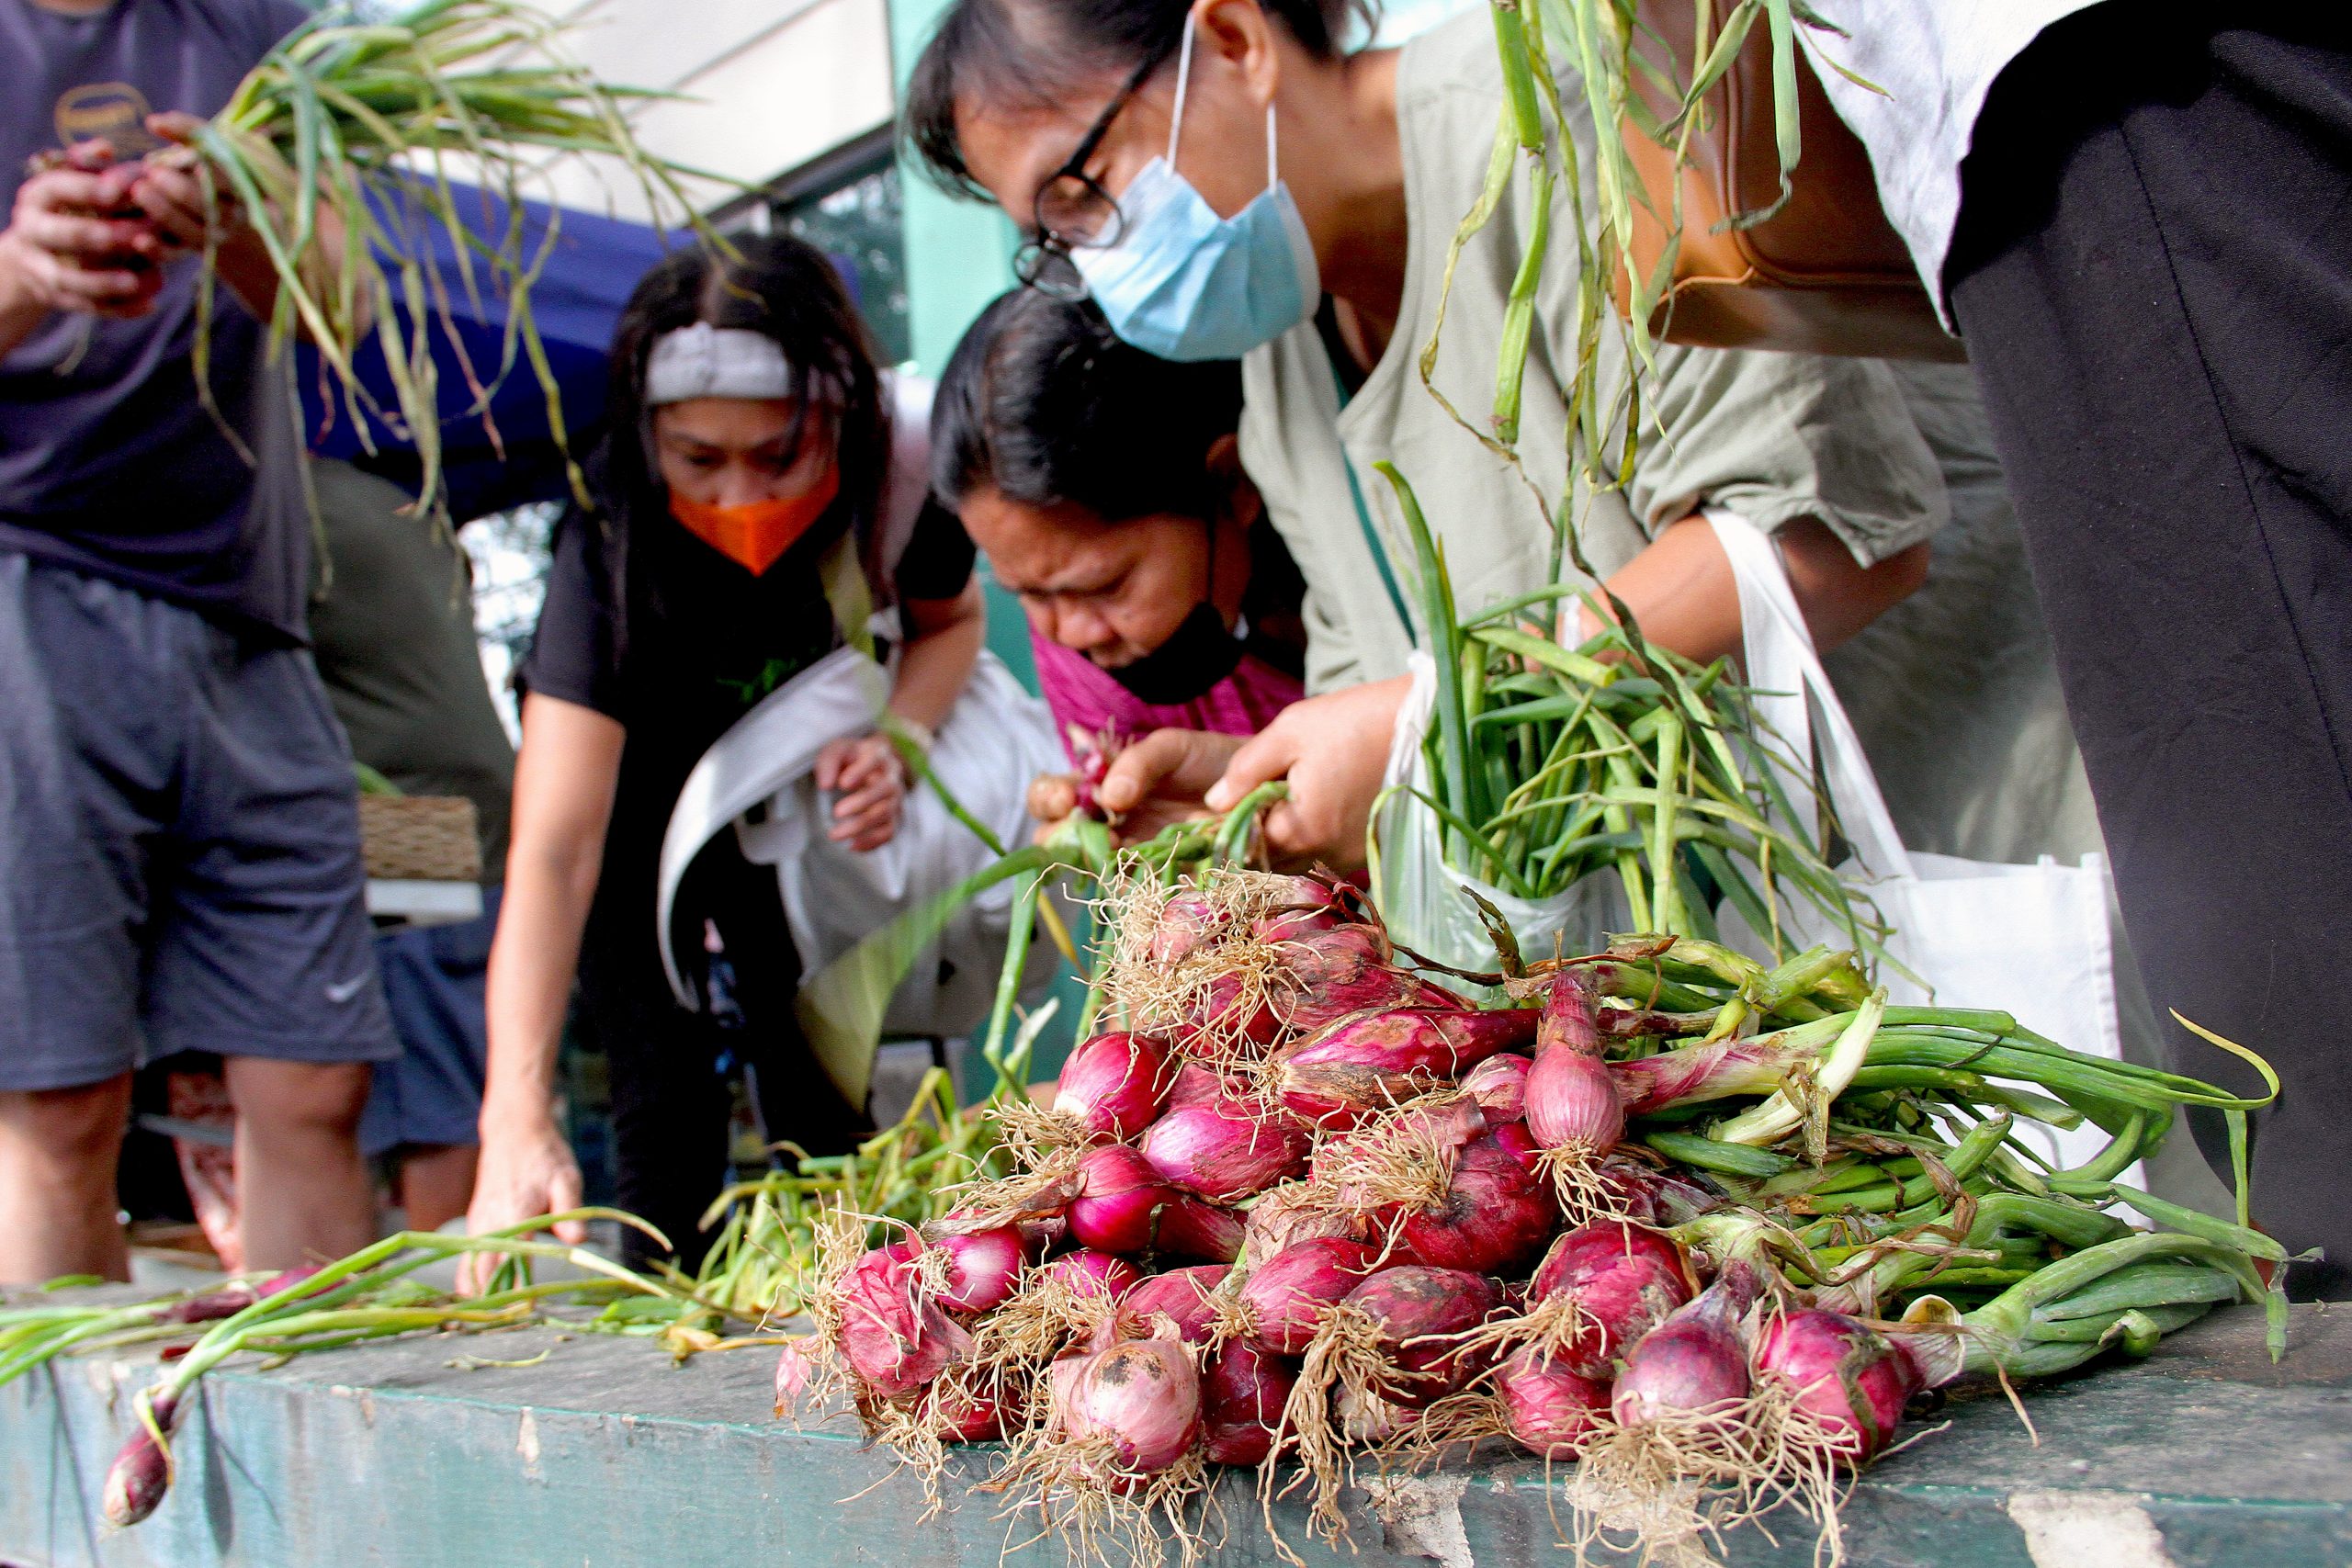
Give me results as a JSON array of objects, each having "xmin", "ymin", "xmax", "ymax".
[
  {"xmin": 1703, "ymin": 508, "xmax": 1915, "ymax": 881},
  {"xmin": 1322, "ymin": 338, "xmax": 1419, "ymax": 649},
  {"xmin": 821, "ymin": 533, "xmax": 877, "ymax": 660}
]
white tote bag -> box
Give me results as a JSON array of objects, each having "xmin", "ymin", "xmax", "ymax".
[
  {"xmin": 655, "ymin": 644, "xmax": 1067, "ymax": 1105},
  {"xmin": 1706, "ymin": 509, "xmax": 2128, "ymax": 1174}
]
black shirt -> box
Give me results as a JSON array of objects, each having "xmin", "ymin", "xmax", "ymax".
[
  {"xmin": 517, "ymin": 488, "xmax": 975, "ymax": 937},
  {"xmin": 0, "ymin": 0, "xmax": 315, "ymax": 643}
]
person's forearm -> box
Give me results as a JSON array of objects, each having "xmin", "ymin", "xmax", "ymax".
[
  {"xmin": 888, "ymin": 604, "xmax": 985, "ymax": 734},
  {"xmin": 481, "ymin": 840, "xmax": 602, "ymax": 1131},
  {"xmin": 1584, "ymin": 513, "xmax": 1930, "ymax": 665},
  {"xmin": 0, "ymin": 243, "xmax": 50, "ymax": 359},
  {"xmin": 212, "ymin": 204, "xmax": 351, "ymax": 336}
]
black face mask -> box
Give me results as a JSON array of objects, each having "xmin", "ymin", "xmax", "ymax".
[
  {"xmin": 1104, "ymin": 598, "xmax": 1248, "ymax": 705},
  {"xmin": 1102, "ymin": 513, "xmax": 1247, "ymax": 705}
]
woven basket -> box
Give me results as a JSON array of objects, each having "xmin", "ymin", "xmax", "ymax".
[{"xmin": 358, "ymin": 795, "xmax": 481, "ymax": 883}]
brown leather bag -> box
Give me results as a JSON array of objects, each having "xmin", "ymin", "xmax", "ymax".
[{"xmin": 1615, "ymin": 4, "xmax": 1966, "ymax": 363}]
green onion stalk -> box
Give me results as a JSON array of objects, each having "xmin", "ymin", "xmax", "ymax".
[
  {"xmin": 156, "ymin": 0, "xmax": 721, "ymax": 517},
  {"xmin": 1424, "ymin": 0, "xmax": 1836, "ymax": 537},
  {"xmin": 67, "ymin": 1211, "xmax": 702, "ymax": 1526}
]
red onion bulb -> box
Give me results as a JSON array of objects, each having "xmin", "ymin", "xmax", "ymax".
[
  {"xmin": 100, "ymin": 1392, "xmax": 180, "ymax": 1527},
  {"xmin": 1200, "ymin": 1338, "xmax": 1298, "ymax": 1466},
  {"xmin": 1611, "ymin": 1269, "xmax": 1756, "ymax": 1429},
  {"xmin": 1121, "ymin": 1264, "xmax": 1230, "ymax": 1345},
  {"xmin": 1460, "ymin": 1052, "xmax": 1532, "ymax": 1123},
  {"xmin": 1142, "ymin": 1100, "xmax": 1310, "ymax": 1203},
  {"xmin": 1068, "ymin": 1145, "xmax": 1172, "ymax": 1254},
  {"xmin": 933, "ymin": 1225, "xmax": 1026, "ymax": 1314},
  {"xmin": 839, "ymin": 1244, "xmax": 974, "ymax": 1398},
  {"xmin": 1754, "ymin": 1308, "xmax": 1920, "ymax": 1463},
  {"xmin": 1041, "ymin": 1247, "xmax": 1144, "ymax": 1301},
  {"xmin": 1054, "ymin": 1032, "xmax": 1178, "ymax": 1141},
  {"xmin": 1494, "ymin": 1347, "xmax": 1610, "ymax": 1460},
  {"xmin": 1057, "ymin": 1337, "xmax": 1204, "ymax": 1473},
  {"xmin": 1524, "ymin": 1043, "xmax": 1625, "ymax": 1154},
  {"xmin": 1238, "ymin": 1237, "xmax": 1385, "ymax": 1355}
]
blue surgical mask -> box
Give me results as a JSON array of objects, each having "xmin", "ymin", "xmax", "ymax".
[{"xmin": 1072, "ymin": 17, "xmax": 1320, "ymax": 362}]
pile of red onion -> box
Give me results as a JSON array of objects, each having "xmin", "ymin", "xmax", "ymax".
[{"xmin": 785, "ymin": 873, "xmax": 1954, "ymax": 1563}]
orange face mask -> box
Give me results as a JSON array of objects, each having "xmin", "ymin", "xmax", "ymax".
[{"xmin": 669, "ymin": 465, "xmax": 842, "ymax": 574}]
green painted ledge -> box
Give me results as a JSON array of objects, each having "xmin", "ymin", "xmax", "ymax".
[{"xmin": 3, "ymin": 1304, "xmax": 2346, "ymax": 1567}]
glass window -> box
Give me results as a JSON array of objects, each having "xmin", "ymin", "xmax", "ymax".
[{"xmin": 775, "ymin": 160, "xmax": 911, "ymax": 367}]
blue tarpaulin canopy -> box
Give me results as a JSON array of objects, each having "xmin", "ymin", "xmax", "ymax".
[{"xmin": 298, "ymin": 184, "xmax": 678, "ymax": 523}]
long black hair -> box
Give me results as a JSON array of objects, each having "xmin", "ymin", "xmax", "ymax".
[
  {"xmin": 589, "ymin": 233, "xmax": 888, "ymax": 662},
  {"xmin": 904, "ymin": 0, "xmax": 1378, "ymax": 200},
  {"xmin": 933, "ymin": 288, "xmax": 1244, "ymax": 523}
]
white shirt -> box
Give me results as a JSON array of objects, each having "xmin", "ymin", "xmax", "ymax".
[{"xmin": 1802, "ymin": 0, "xmax": 2107, "ymax": 319}]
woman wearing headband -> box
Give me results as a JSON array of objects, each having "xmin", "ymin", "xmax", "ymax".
[{"xmin": 463, "ymin": 236, "xmax": 984, "ymax": 1267}]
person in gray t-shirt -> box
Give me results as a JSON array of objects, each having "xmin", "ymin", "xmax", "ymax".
[{"xmin": 0, "ymin": 0, "xmax": 394, "ymax": 1287}]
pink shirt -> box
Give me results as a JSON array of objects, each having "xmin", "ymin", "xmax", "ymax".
[{"xmin": 1030, "ymin": 632, "xmax": 1305, "ymax": 763}]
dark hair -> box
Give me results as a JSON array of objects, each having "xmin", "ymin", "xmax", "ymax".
[
  {"xmin": 933, "ymin": 288, "xmax": 1245, "ymax": 525},
  {"xmin": 589, "ymin": 232, "xmax": 886, "ymax": 660},
  {"xmin": 905, "ymin": 0, "xmax": 1377, "ymax": 201}
]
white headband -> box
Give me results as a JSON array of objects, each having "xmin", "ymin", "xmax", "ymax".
[{"xmin": 643, "ymin": 322, "xmax": 796, "ymax": 404}]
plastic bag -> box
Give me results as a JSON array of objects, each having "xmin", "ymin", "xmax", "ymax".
[
  {"xmin": 1705, "ymin": 508, "xmax": 2127, "ymax": 1175},
  {"xmin": 656, "ymin": 645, "xmax": 1066, "ymax": 1105},
  {"xmin": 1371, "ymin": 650, "xmax": 1628, "ymax": 978}
]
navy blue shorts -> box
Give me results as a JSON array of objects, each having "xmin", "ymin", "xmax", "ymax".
[
  {"xmin": 0, "ymin": 556, "xmax": 395, "ymax": 1091},
  {"xmin": 360, "ymin": 887, "xmax": 498, "ymax": 1156}
]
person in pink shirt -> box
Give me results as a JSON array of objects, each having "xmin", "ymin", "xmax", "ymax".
[{"xmin": 931, "ymin": 288, "xmax": 1305, "ymax": 761}]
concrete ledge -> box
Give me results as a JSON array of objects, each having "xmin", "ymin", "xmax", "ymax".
[{"xmin": 4, "ymin": 1305, "xmax": 2346, "ymax": 1567}]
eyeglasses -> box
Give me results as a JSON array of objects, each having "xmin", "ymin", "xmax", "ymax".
[{"xmin": 1012, "ymin": 36, "xmax": 1181, "ymax": 301}]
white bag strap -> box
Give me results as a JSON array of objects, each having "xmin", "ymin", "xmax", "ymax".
[
  {"xmin": 1703, "ymin": 509, "xmax": 1915, "ymax": 881},
  {"xmin": 654, "ymin": 645, "xmax": 888, "ymax": 1007}
]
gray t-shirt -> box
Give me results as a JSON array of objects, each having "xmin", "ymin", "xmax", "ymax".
[
  {"xmin": 1239, "ymin": 9, "xmax": 1947, "ymax": 696},
  {"xmin": 0, "ymin": 0, "xmax": 314, "ymax": 644}
]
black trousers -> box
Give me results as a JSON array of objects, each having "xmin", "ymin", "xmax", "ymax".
[
  {"xmin": 1947, "ymin": 5, "xmax": 2352, "ymax": 1296},
  {"xmin": 576, "ymin": 843, "xmax": 870, "ymax": 1271}
]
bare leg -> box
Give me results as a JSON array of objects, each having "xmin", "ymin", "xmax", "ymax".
[
  {"xmin": 395, "ymin": 1143, "xmax": 481, "ymax": 1234},
  {"xmin": 224, "ymin": 1057, "xmax": 377, "ymax": 1269},
  {"xmin": 0, "ymin": 1075, "xmax": 132, "ymax": 1285}
]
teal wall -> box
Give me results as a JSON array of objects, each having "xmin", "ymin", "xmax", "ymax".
[
  {"xmin": 886, "ymin": 0, "xmax": 1016, "ymax": 380},
  {"xmin": 887, "ymin": 0, "xmax": 1036, "ymax": 694}
]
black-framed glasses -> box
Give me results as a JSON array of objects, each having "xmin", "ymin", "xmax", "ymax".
[{"xmin": 1012, "ymin": 35, "xmax": 1181, "ymax": 300}]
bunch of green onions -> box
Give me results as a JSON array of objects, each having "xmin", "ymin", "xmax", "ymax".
[
  {"xmin": 1566, "ymin": 933, "xmax": 2292, "ymax": 1362},
  {"xmin": 1, "ymin": 1213, "xmax": 707, "ymax": 1526},
  {"xmin": 1379, "ymin": 463, "xmax": 1877, "ymax": 962},
  {"xmin": 177, "ymin": 0, "xmax": 711, "ymax": 511}
]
